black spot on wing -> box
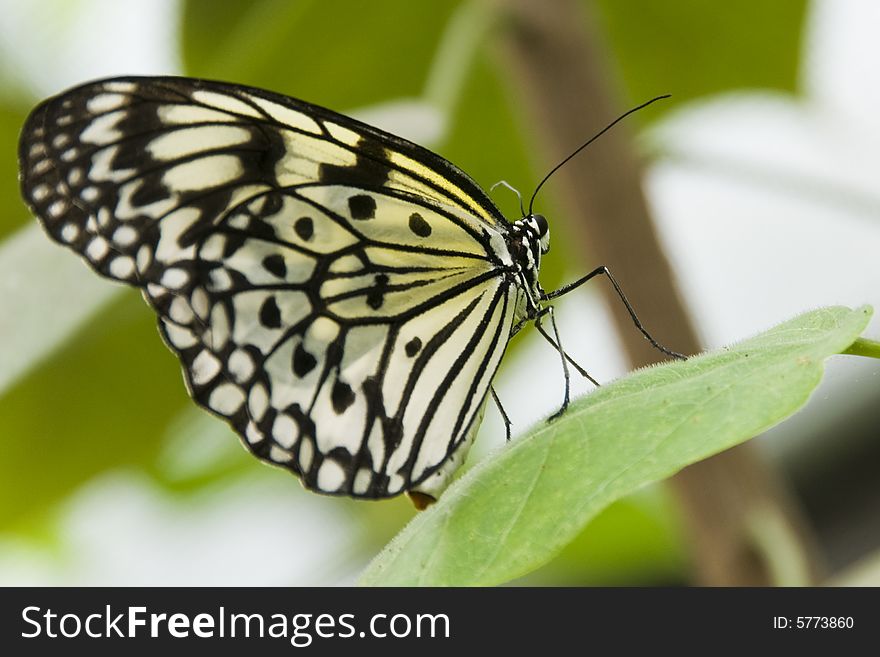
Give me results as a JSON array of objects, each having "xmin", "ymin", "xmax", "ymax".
[
  {"xmin": 259, "ymin": 296, "xmax": 281, "ymax": 328},
  {"xmin": 262, "ymin": 254, "xmax": 286, "ymax": 278},
  {"xmin": 247, "ymin": 217, "xmax": 277, "ymax": 241},
  {"xmin": 408, "ymin": 212, "xmax": 432, "ymax": 237},
  {"xmin": 347, "ymin": 194, "xmax": 376, "ymax": 220},
  {"xmin": 294, "ymin": 216, "xmax": 314, "ymax": 241},
  {"xmin": 130, "ymin": 176, "xmax": 172, "ymax": 207},
  {"xmin": 292, "ymin": 343, "xmax": 317, "ymax": 377},
  {"xmin": 222, "ymin": 230, "xmax": 246, "ymax": 257},
  {"xmin": 318, "ymin": 136, "xmax": 391, "ymax": 188},
  {"xmin": 331, "ymin": 380, "xmax": 355, "ymax": 414},
  {"xmin": 404, "ymin": 337, "xmax": 422, "ymax": 357},
  {"xmin": 382, "ymin": 416, "xmax": 404, "ymax": 452},
  {"xmin": 366, "ymin": 273, "xmax": 389, "ymax": 310}
]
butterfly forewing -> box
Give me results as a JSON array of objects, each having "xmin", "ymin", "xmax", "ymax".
[{"xmin": 19, "ymin": 76, "xmax": 522, "ymax": 500}]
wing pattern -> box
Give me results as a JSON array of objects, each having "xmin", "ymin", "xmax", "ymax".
[{"xmin": 19, "ymin": 77, "xmax": 523, "ymax": 498}]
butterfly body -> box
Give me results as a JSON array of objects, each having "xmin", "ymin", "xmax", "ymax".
[{"xmin": 19, "ymin": 77, "xmax": 551, "ymax": 504}]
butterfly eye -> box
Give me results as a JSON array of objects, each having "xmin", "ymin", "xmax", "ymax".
[
  {"xmin": 531, "ymin": 214, "xmax": 550, "ymax": 254},
  {"xmin": 531, "ymin": 213, "xmax": 548, "ymax": 237}
]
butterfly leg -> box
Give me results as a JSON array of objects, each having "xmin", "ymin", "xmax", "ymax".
[
  {"xmin": 535, "ymin": 306, "xmax": 571, "ymax": 421},
  {"xmin": 490, "ymin": 386, "xmax": 512, "ymax": 442},
  {"xmin": 544, "ymin": 266, "xmax": 686, "ymax": 360},
  {"xmin": 533, "ymin": 316, "xmax": 600, "ymax": 387}
]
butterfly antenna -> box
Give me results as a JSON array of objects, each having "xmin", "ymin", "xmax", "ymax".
[
  {"xmin": 490, "ymin": 180, "xmax": 526, "ymax": 218},
  {"xmin": 527, "ymin": 94, "xmax": 670, "ymax": 216}
]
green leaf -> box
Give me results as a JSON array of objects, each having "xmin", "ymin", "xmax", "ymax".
[
  {"xmin": 359, "ymin": 305, "xmax": 873, "ymax": 586},
  {"xmin": 180, "ymin": 0, "xmax": 459, "ymax": 109},
  {"xmin": 0, "ymin": 292, "xmax": 191, "ymax": 530},
  {"xmin": 843, "ymin": 337, "xmax": 880, "ymax": 360},
  {"xmin": 592, "ymin": 0, "xmax": 808, "ymax": 117},
  {"xmin": 515, "ymin": 488, "xmax": 687, "ymax": 585}
]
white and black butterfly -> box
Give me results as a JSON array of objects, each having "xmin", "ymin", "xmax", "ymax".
[{"xmin": 18, "ymin": 77, "xmax": 676, "ymax": 507}]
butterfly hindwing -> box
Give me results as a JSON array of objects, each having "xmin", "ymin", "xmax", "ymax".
[{"xmin": 19, "ymin": 76, "xmax": 521, "ymax": 499}]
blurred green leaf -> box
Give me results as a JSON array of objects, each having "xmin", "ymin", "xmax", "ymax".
[
  {"xmin": 844, "ymin": 337, "xmax": 880, "ymax": 359},
  {"xmin": 592, "ymin": 0, "xmax": 808, "ymax": 116},
  {"xmin": 443, "ymin": 47, "xmax": 572, "ymax": 292},
  {"xmin": 360, "ymin": 306, "xmax": 872, "ymax": 586},
  {"xmin": 181, "ymin": 0, "xmax": 460, "ymax": 109},
  {"xmin": 0, "ymin": 293, "xmax": 190, "ymax": 530},
  {"xmin": 153, "ymin": 407, "xmax": 257, "ymax": 493}
]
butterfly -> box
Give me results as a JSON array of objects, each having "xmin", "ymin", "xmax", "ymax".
[{"xmin": 18, "ymin": 76, "xmax": 676, "ymax": 508}]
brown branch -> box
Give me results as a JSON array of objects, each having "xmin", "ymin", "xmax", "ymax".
[{"xmin": 492, "ymin": 0, "xmax": 823, "ymax": 585}]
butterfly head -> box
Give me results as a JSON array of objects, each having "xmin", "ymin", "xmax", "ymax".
[
  {"xmin": 528, "ymin": 213, "xmax": 550, "ymax": 255},
  {"xmin": 508, "ymin": 213, "xmax": 550, "ymax": 266},
  {"xmin": 506, "ymin": 213, "xmax": 551, "ymax": 317},
  {"xmin": 513, "ymin": 212, "xmax": 550, "ymax": 263}
]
